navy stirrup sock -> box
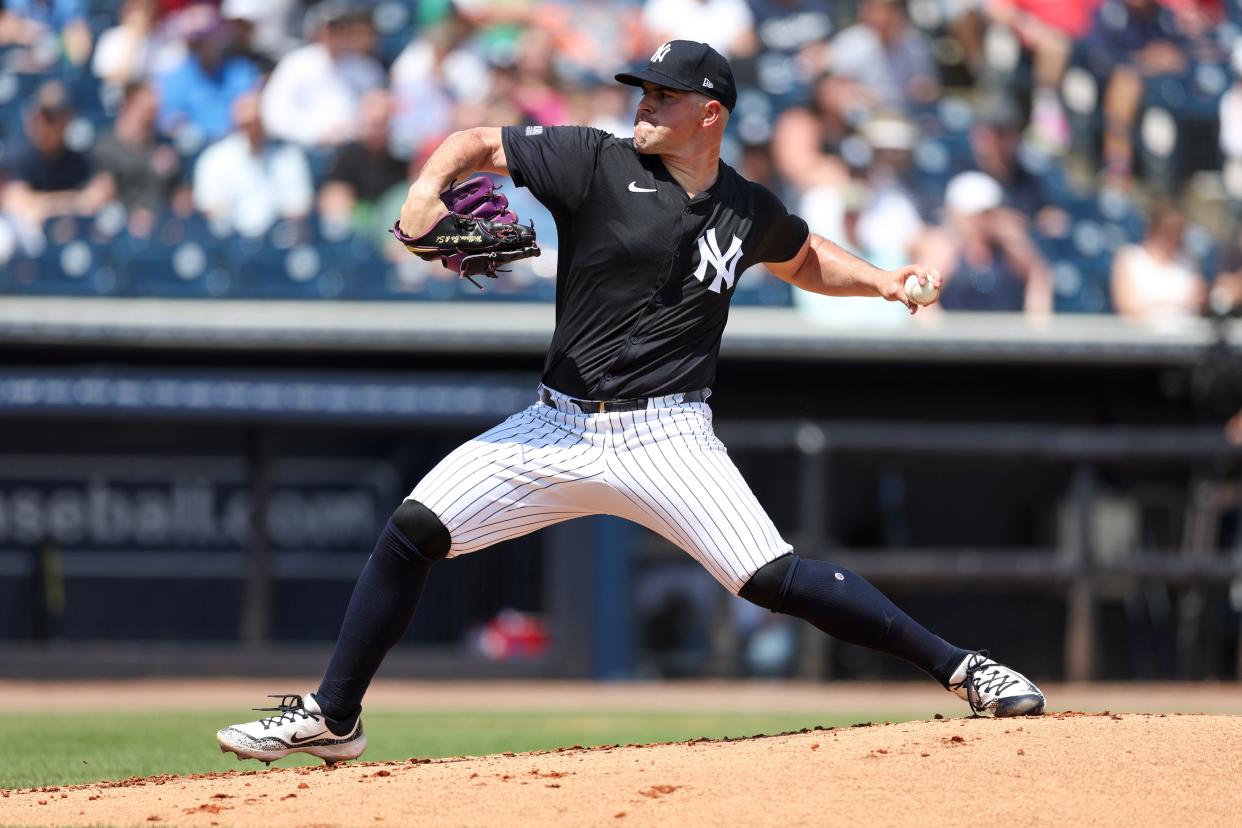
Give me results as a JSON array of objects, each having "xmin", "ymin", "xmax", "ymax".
[
  {"xmin": 313, "ymin": 520, "xmax": 434, "ymax": 723},
  {"xmin": 779, "ymin": 558, "xmax": 968, "ymax": 687}
]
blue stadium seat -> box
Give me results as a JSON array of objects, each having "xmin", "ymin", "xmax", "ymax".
[
  {"xmin": 112, "ymin": 215, "xmax": 233, "ymax": 298},
  {"xmin": 1033, "ymin": 231, "xmax": 1073, "ymax": 264},
  {"xmin": 1, "ymin": 255, "xmax": 41, "ymax": 294},
  {"xmin": 42, "ymin": 214, "xmax": 93, "ymax": 244},
  {"xmin": 108, "ymin": 232, "xmax": 167, "ymax": 295},
  {"xmin": 1050, "ymin": 259, "xmax": 1083, "ymax": 312},
  {"xmin": 1051, "ymin": 256, "xmax": 1113, "ymax": 314},
  {"xmin": 1060, "ymin": 196, "xmax": 1097, "ymax": 222},
  {"xmin": 304, "ymin": 147, "xmax": 337, "ymax": 187},
  {"xmin": 4, "ymin": 236, "xmax": 115, "ymax": 296},
  {"xmin": 327, "ymin": 236, "xmax": 388, "ymax": 300},
  {"xmin": 225, "ymin": 232, "xmax": 364, "ymax": 300},
  {"xmin": 62, "ymin": 67, "xmax": 105, "ymax": 117},
  {"xmin": 0, "ymin": 72, "xmax": 46, "ymax": 140},
  {"xmin": 1184, "ymin": 223, "xmax": 1220, "ymax": 281},
  {"xmin": 1076, "ymin": 258, "xmax": 1114, "ymax": 314},
  {"xmin": 0, "ymin": 72, "xmax": 25, "ymax": 138},
  {"xmin": 373, "ymin": 0, "xmax": 418, "ymax": 65},
  {"xmin": 1096, "ymin": 187, "xmax": 1140, "ymax": 226},
  {"xmin": 1034, "ymin": 161, "xmax": 1080, "ymax": 207},
  {"xmin": 224, "ymin": 236, "xmax": 285, "ymax": 298},
  {"xmin": 910, "ymin": 138, "xmax": 954, "ymax": 218},
  {"xmin": 309, "ymin": 222, "xmax": 390, "ymax": 299}
]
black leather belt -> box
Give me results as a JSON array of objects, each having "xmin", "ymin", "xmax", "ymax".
[{"xmin": 539, "ymin": 387, "xmax": 707, "ymax": 414}]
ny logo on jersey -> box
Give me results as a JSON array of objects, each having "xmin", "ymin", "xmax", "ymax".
[
  {"xmin": 692, "ymin": 228, "xmax": 743, "ymax": 294},
  {"xmin": 651, "ymin": 42, "xmax": 672, "ymax": 62}
]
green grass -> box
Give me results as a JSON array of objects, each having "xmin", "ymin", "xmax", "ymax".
[{"xmin": 0, "ymin": 709, "xmax": 909, "ymax": 789}]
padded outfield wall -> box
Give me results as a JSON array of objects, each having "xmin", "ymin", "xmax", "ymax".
[{"xmin": 0, "ymin": 299, "xmax": 1239, "ymax": 682}]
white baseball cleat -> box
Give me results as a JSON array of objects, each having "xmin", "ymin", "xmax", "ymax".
[
  {"xmin": 216, "ymin": 693, "xmax": 366, "ymax": 765},
  {"xmin": 947, "ymin": 651, "xmax": 1046, "ymax": 717}
]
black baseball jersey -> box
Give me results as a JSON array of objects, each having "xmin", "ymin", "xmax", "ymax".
[{"xmin": 501, "ymin": 125, "xmax": 808, "ymax": 400}]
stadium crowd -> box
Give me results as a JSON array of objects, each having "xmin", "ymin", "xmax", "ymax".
[{"xmin": 1, "ymin": 0, "xmax": 1241, "ymax": 318}]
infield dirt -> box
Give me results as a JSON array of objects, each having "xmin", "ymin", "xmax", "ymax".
[{"xmin": 4, "ymin": 711, "xmax": 1240, "ymax": 827}]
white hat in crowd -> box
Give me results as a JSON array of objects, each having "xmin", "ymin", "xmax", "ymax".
[{"xmin": 944, "ymin": 171, "xmax": 1003, "ymax": 216}]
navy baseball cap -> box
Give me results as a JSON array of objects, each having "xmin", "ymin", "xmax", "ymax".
[{"xmin": 615, "ymin": 40, "xmax": 737, "ymax": 111}]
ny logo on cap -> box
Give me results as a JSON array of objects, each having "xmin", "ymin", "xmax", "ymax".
[
  {"xmin": 651, "ymin": 42, "xmax": 672, "ymax": 62},
  {"xmin": 693, "ymin": 228, "xmax": 743, "ymax": 294}
]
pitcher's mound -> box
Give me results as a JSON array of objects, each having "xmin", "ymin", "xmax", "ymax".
[{"xmin": 5, "ymin": 713, "xmax": 1240, "ymax": 827}]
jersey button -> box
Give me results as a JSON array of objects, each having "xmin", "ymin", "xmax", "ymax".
[
  {"xmin": 603, "ymin": 373, "xmax": 613, "ymax": 381},
  {"xmin": 629, "ymin": 336, "xmax": 640, "ymax": 345},
  {"xmin": 654, "ymin": 296, "xmax": 663, "ymax": 305}
]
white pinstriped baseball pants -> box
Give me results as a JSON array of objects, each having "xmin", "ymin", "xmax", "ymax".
[{"xmin": 410, "ymin": 385, "xmax": 793, "ymax": 594}]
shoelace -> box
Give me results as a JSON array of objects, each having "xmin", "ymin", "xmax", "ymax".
[
  {"xmin": 951, "ymin": 650, "xmax": 996, "ymax": 716},
  {"xmin": 951, "ymin": 650, "xmax": 1027, "ymax": 716},
  {"xmin": 252, "ymin": 694, "xmax": 322, "ymax": 730}
]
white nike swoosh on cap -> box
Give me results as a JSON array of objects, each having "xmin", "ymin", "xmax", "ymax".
[{"xmin": 628, "ymin": 181, "xmax": 657, "ymax": 192}]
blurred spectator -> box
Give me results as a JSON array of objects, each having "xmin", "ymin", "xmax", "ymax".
[
  {"xmin": 390, "ymin": 17, "xmax": 490, "ymax": 159},
  {"xmin": 968, "ymin": 94, "xmax": 1069, "ymax": 237},
  {"xmin": 508, "ymin": 29, "xmax": 571, "ymax": 126},
  {"xmin": 729, "ymin": 0, "xmax": 833, "ymax": 109},
  {"xmin": 92, "ymin": 0, "xmax": 164, "ymax": 89},
  {"xmin": 93, "ymin": 81, "xmax": 188, "ymax": 222},
  {"xmin": 2, "ymin": 81, "xmax": 109, "ymax": 230},
  {"xmin": 795, "ymin": 176, "xmax": 914, "ymax": 326},
  {"xmin": 1221, "ymin": 42, "xmax": 1242, "ymax": 214},
  {"xmin": 1159, "ymin": 0, "xmax": 1226, "ymax": 40},
  {"xmin": 800, "ymin": 113, "xmax": 924, "ymax": 271},
  {"xmin": 1110, "ymin": 199, "xmax": 1207, "ymax": 321},
  {"xmin": 916, "ymin": 171, "xmax": 1053, "ymax": 313},
  {"xmin": 1212, "ymin": 223, "xmax": 1242, "ymax": 315},
  {"xmin": 578, "ymin": 82, "xmax": 633, "ymax": 136},
  {"xmin": 261, "ymin": 0, "xmax": 385, "ymax": 148},
  {"xmin": 391, "ymin": 15, "xmax": 489, "ymax": 103},
  {"xmin": 192, "ymin": 90, "xmax": 313, "ymax": 237},
  {"xmin": 1081, "ymin": 0, "xmax": 1190, "ymax": 188},
  {"xmin": 824, "ymin": 0, "xmax": 939, "ymax": 117},
  {"xmin": 157, "ymin": 5, "xmax": 262, "ymax": 146},
  {"xmin": 450, "ymin": 0, "xmax": 544, "ymax": 67},
  {"xmin": 0, "ymin": 0, "xmax": 92, "ymax": 68},
  {"xmin": 770, "ymin": 72, "xmax": 851, "ymax": 191},
  {"xmin": 541, "ymin": 0, "xmax": 648, "ymax": 86},
  {"xmin": 0, "ymin": 0, "xmax": 1232, "ymax": 313},
  {"xmin": 460, "ymin": 58, "xmax": 525, "ymax": 130},
  {"xmin": 318, "ymin": 90, "xmax": 407, "ymax": 230},
  {"xmin": 737, "ymin": 139, "xmax": 777, "ymax": 189},
  {"xmin": 853, "ymin": 114, "xmax": 925, "ymax": 266},
  {"xmin": 970, "ymin": 98, "xmax": 1039, "ymax": 213},
  {"xmin": 794, "ymin": 115, "xmax": 922, "ymax": 327},
  {"xmin": 221, "ymin": 0, "xmax": 301, "ymax": 66},
  {"xmin": 983, "ymin": 0, "xmax": 1102, "ymax": 155},
  {"xmin": 641, "ymin": 0, "xmax": 754, "ymax": 57},
  {"xmin": 937, "ymin": 0, "xmax": 987, "ymax": 78},
  {"xmin": 219, "ymin": 8, "xmax": 276, "ymax": 74}
]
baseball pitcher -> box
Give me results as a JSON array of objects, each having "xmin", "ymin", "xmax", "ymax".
[{"xmin": 217, "ymin": 40, "xmax": 1044, "ymax": 766}]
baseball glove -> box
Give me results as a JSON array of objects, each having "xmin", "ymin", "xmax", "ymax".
[{"xmin": 391, "ymin": 175, "xmax": 540, "ymax": 289}]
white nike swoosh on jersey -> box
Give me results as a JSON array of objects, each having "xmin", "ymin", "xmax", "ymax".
[{"xmin": 628, "ymin": 181, "xmax": 657, "ymax": 193}]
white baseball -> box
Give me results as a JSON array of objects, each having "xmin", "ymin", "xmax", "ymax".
[{"xmin": 904, "ymin": 273, "xmax": 939, "ymax": 305}]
